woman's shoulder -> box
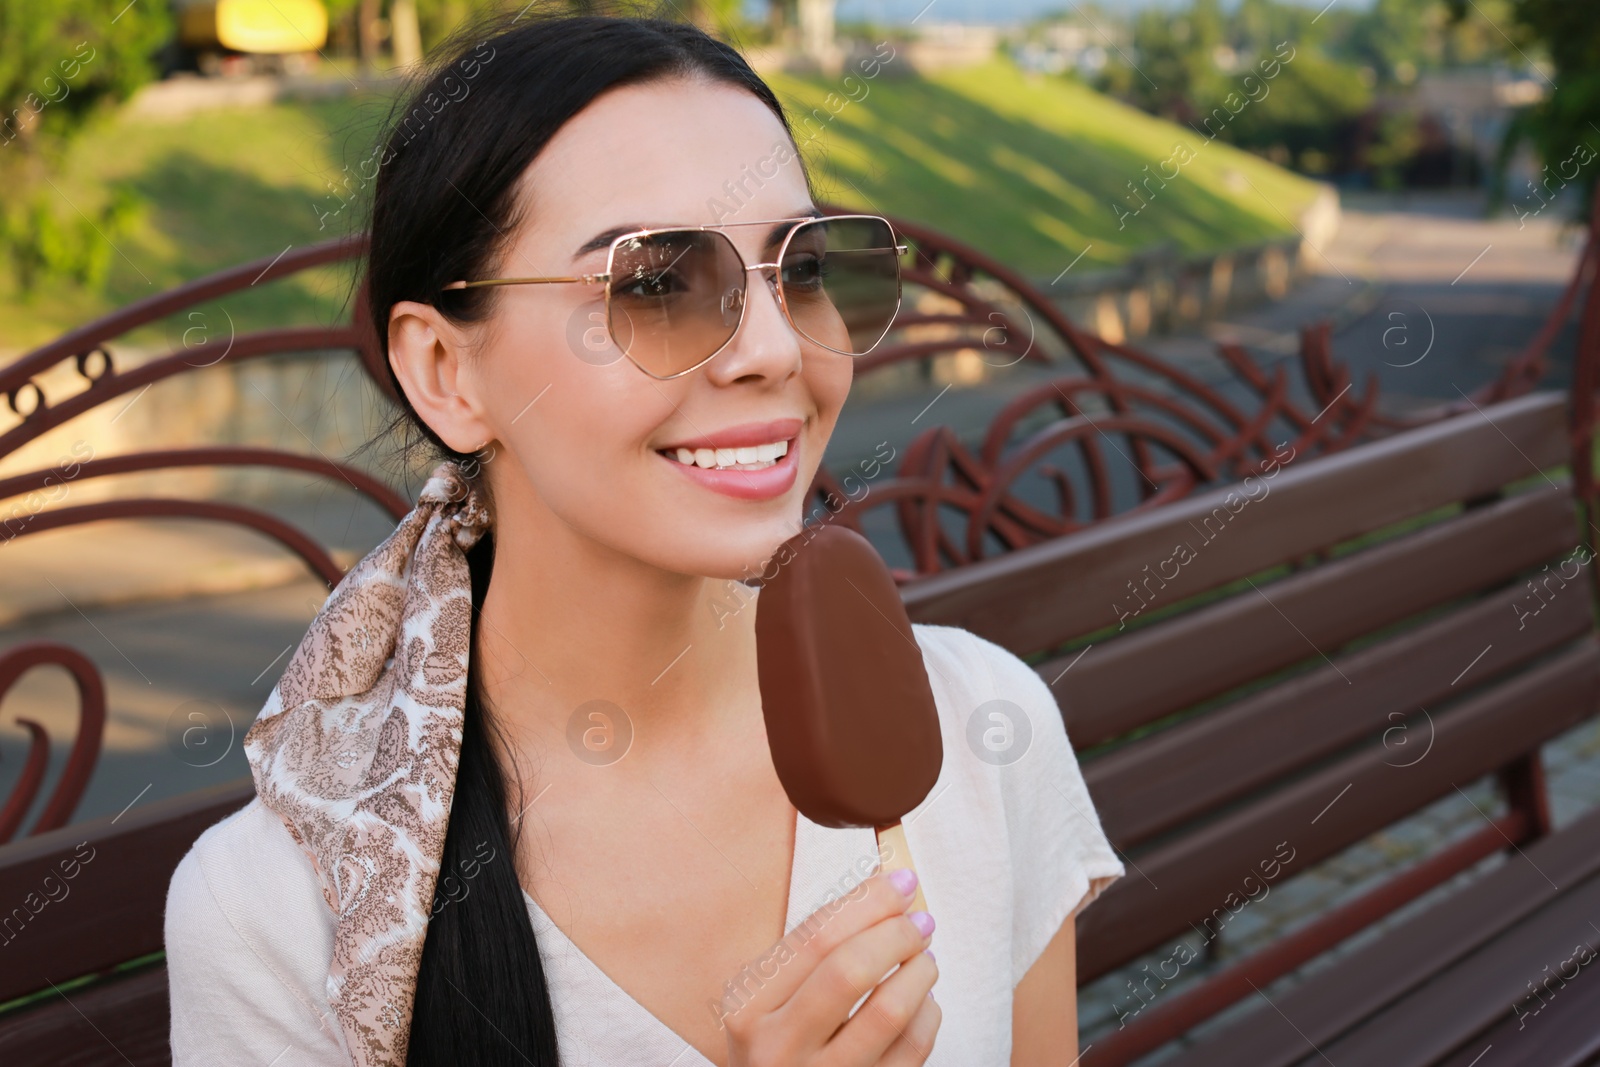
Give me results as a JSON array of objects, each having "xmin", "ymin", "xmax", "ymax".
[
  {"xmin": 910, "ymin": 620, "xmax": 1052, "ymax": 709},
  {"xmin": 169, "ymin": 795, "xmax": 330, "ymax": 915},
  {"xmin": 910, "ymin": 620, "xmax": 1111, "ymax": 844},
  {"xmin": 909, "ymin": 622, "xmax": 1125, "ymax": 978},
  {"xmin": 908, "ymin": 620, "xmax": 1076, "ymax": 790},
  {"xmin": 165, "ymin": 796, "xmax": 345, "ymax": 1057}
]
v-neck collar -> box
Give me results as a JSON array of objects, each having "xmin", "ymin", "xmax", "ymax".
[{"xmin": 520, "ymin": 809, "xmax": 880, "ymax": 1064}]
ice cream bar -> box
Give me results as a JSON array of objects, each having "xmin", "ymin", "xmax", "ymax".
[{"xmin": 755, "ymin": 524, "xmax": 943, "ymax": 909}]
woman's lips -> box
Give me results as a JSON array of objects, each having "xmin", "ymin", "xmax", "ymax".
[{"xmin": 659, "ymin": 436, "xmax": 800, "ymax": 501}]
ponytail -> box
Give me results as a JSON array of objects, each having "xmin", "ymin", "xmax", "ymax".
[{"xmin": 406, "ymin": 531, "xmax": 560, "ymax": 1065}]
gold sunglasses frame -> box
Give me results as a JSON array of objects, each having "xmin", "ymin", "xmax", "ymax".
[{"xmin": 442, "ymin": 213, "xmax": 909, "ymax": 380}]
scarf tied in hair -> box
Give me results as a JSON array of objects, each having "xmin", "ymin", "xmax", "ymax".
[{"xmin": 243, "ymin": 460, "xmax": 490, "ymax": 1067}]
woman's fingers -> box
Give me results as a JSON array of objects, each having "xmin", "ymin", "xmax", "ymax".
[
  {"xmin": 812, "ymin": 945, "xmax": 938, "ymax": 1067},
  {"xmin": 719, "ymin": 870, "xmax": 922, "ymax": 1058},
  {"xmin": 875, "ymin": 992, "xmax": 942, "ymax": 1067},
  {"xmin": 784, "ymin": 909, "xmax": 934, "ymax": 1045}
]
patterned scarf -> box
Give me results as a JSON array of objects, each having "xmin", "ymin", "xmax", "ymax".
[{"xmin": 243, "ymin": 460, "xmax": 490, "ymax": 1067}]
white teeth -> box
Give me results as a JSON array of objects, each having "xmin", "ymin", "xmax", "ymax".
[{"xmin": 663, "ymin": 439, "xmax": 792, "ymax": 471}]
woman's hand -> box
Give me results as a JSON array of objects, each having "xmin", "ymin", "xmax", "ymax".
[{"xmin": 719, "ymin": 868, "xmax": 941, "ymax": 1066}]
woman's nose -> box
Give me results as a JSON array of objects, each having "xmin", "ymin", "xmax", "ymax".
[{"xmin": 704, "ymin": 264, "xmax": 803, "ymax": 385}]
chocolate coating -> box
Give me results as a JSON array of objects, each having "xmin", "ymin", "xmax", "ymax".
[{"xmin": 754, "ymin": 525, "xmax": 944, "ymax": 828}]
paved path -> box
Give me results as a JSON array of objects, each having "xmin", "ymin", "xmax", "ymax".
[{"xmin": 1133, "ymin": 189, "xmax": 1583, "ymax": 407}]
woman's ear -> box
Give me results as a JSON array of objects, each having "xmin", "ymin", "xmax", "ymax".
[{"xmin": 388, "ymin": 301, "xmax": 495, "ymax": 453}]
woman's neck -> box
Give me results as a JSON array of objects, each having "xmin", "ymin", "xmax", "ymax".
[{"xmin": 473, "ymin": 477, "xmax": 763, "ymax": 776}]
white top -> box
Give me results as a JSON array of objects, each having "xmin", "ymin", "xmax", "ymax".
[{"xmin": 166, "ymin": 622, "xmax": 1125, "ymax": 1066}]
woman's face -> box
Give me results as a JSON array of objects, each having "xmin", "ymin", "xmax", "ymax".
[{"xmin": 429, "ymin": 76, "xmax": 852, "ymax": 582}]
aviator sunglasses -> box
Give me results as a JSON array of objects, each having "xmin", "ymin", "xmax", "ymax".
[{"xmin": 443, "ymin": 214, "xmax": 908, "ymax": 380}]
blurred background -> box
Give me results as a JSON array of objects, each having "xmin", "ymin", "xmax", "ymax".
[
  {"xmin": 3, "ymin": 0, "xmax": 1600, "ymax": 1057},
  {"xmin": 1, "ymin": 0, "xmax": 1589, "ymax": 351}
]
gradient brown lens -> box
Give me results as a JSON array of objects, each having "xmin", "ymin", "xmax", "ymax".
[
  {"xmin": 606, "ymin": 230, "xmax": 746, "ymax": 377},
  {"xmin": 781, "ymin": 217, "xmax": 902, "ymax": 355}
]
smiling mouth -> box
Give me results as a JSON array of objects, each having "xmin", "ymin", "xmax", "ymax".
[{"xmin": 657, "ymin": 437, "xmax": 793, "ymax": 472}]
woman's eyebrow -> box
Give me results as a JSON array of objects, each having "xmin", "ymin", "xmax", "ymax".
[
  {"xmin": 574, "ymin": 209, "xmax": 827, "ymax": 258},
  {"xmin": 574, "ymin": 225, "xmax": 649, "ymax": 258},
  {"xmin": 765, "ymin": 209, "xmax": 824, "ymax": 248}
]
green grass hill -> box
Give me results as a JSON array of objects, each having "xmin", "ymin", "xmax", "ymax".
[
  {"xmin": 1, "ymin": 55, "xmax": 1323, "ymax": 352},
  {"xmin": 768, "ymin": 58, "xmax": 1322, "ymax": 279}
]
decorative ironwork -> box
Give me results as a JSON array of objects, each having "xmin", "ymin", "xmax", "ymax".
[
  {"xmin": 0, "ymin": 643, "xmax": 105, "ymax": 843},
  {"xmin": 795, "ymin": 209, "xmax": 1582, "ymax": 577},
  {"xmin": 0, "ymin": 238, "xmax": 396, "ymax": 836}
]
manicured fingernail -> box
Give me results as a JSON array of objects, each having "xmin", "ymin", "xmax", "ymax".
[
  {"xmin": 909, "ymin": 910, "xmax": 935, "ymax": 937},
  {"xmin": 887, "ymin": 868, "xmax": 919, "ymax": 898},
  {"xmin": 925, "ymin": 948, "xmax": 936, "ymax": 963}
]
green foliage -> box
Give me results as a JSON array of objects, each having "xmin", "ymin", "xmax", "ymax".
[
  {"xmin": 1445, "ymin": 0, "xmax": 1600, "ymax": 219},
  {"xmin": 411, "ymin": 0, "xmax": 497, "ymax": 50},
  {"xmin": 2, "ymin": 185, "xmax": 143, "ymax": 296},
  {"xmin": 0, "ymin": 93, "xmax": 378, "ymax": 348},
  {"xmin": 1332, "ymin": 0, "xmax": 1512, "ymax": 90},
  {"xmin": 401, "ymin": 0, "xmax": 551, "ymax": 52},
  {"xmin": 1091, "ymin": 0, "xmax": 1592, "ymax": 184},
  {"xmin": 1364, "ymin": 110, "xmax": 1425, "ymax": 189},
  {"xmin": 0, "ymin": 0, "xmax": 172, "ymax": 149},
  {"xmin": 1223, "ymin": 48, "xmax": 1372, "ymax": 161},
  {"xmin": 1099, "ymin": 0, "xmax": 1371, "ymax": 173},
  {"xmin": 0, "ymin": 0, "xmax": 170, "ymax": 291}
]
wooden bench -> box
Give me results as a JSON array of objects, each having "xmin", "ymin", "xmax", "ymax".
[
  {"xmin": 0, "ymin": 780, "xmax": 253, "ymax": 1063},
  {"xmin": 904, "ymin": 388, "xmax": 1600, "ymax": 1065},
  {"xmin": 7, "ymin": 394, "xmax": 1594, "ymax": 1066},
  {"xmin": 2, "ymin": 196, "xmax": 1595, "ymax": 1062}
]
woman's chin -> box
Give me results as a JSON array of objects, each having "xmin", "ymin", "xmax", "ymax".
[{"xmin": 660, "ymin": 527, "xmax": 804, "ymax": 585}]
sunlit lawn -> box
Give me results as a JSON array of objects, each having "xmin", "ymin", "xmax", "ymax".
[{"xmin": 1, "ymin": 56, "xmax": 1322, "ymax": 352}]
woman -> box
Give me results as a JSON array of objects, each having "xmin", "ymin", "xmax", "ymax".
[{"xmin": 164, "ymin": 11, "xmax": 1123, "ymax": 1067}]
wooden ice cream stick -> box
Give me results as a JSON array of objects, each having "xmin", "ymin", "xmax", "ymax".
[{"xmin": 875, "ymin": 821, "xmax": 927, "ymax": 913}]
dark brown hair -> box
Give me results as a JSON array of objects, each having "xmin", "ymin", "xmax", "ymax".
[{"xmin": 360, "ymin": 9, "xmax": 803, "ymax": 1063}]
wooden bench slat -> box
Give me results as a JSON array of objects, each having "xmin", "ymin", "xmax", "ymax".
[
  {"xmin": 0, "ymin": 778, "xmax": 253, "ymax": 1005},
  {"xmin": 903, "ymin": 391, "xmax": 1568, "ymax": 655},
  {"xmin": 0, "ymin": 964, "xmax": 168, "ymax": 1065},
  {"xmin": 1076, "ymin": 638, "xmax": 1600, "ymax": 981},
  {"xmin": 1159, "ymin": 801, "xmax": 1600, "ymax": 1067},
  {"xmin": 1314, "ymin": 865, "xmax": 1600, "ymax": 1066},
  {"xmin": 1087, "ymin": 572, "xmax": 1594, "ymax": 847},
  {"xmin": 1432, "ymin": 940, "xmax": 1600, "ymax": 1067},
  {"xmin": 1053, "ymin": 482, "xmax": 1581, "ymax": 747}
]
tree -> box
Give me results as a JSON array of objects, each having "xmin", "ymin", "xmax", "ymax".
[
  {"xmin": 1445, "ymin": 0, "xmax": 1600, "ymax": 219},
  {"xmin": 1097, "ymin": 0, "xmax": 1371, "ymax": 175},
  {"xmin": 0, "ymin": 0, "xmax": 172, "ymax": 292},
  {"xmin": 1105, "ymin": 0, "xmax": 1230, "ymax": 121}
]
